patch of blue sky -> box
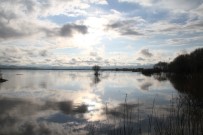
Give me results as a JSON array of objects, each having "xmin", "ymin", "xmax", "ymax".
[
  {"xmin": 178, "ymin": 32, "xmax": 203, "ymax": 38},
  {"xmin": 138, "ymin": 35, "xmax": 185, "ymax": 51},
  {"xmin": 147, "ymin": 39, "xmax": 203, "ymax": 53},
  {"xmin": 151, "ymin": 33, "xmax": 202, "ymax": 48},
  {"xmin": 106, "ymin": 0, "xmax": 141, "ymax": 12},
  {"xmin": 42, "ymin": 15, "xmax": 85, "ymax": 25},
  {"xmin": 128, "ymin": 8, "xmax": 170, "ymax": 23},
  {"xmin": 102, "ymin": 37, "xmax": 148, "ymax": 53},
  {"xmin": 169, "ymin": 13, "xmax": 189, "ymax": 25},
  {"xmin": 133, "ymin": 35, "xmax": 169, "ymax": 48},
  {"xmin": 150, "ymin": 32, "xmax": 203, "ymax": 45},
  {"xmin": 107, "ymin": 0, "xmax": 170, "ymax": 23}
]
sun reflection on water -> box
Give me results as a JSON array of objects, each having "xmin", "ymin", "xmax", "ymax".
[{"xmin": 0, "ymin": 70, "xmax": 179, "ymax": 134}]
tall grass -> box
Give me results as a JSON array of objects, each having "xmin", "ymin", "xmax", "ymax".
[
  {"xmin": 86, "ymin": 94, "xmax": 203, "ymax": 135},
  {"xmin": 150, "ymin": 94, "xmax": 203, "ymax": 135}
]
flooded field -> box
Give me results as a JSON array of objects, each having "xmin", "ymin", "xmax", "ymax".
[{"xmin": 0, "ymin": 70, "xmax": 202, "ymax": 135}]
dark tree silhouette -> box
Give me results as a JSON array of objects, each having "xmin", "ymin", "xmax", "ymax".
[
  {"xmin": 169, "ymin": 54, "xmax": 191, "ymax": 73},
  {"xmin": 92, "ymin": 65, "xmax": 100, "ymax": 76},
  {"xmin": 141, "ymin": 48, "xmax": 203, "ymax": 75},
  {"xmin": 168, "ymin": 48, "xmax": 203, "ymax": 73},
  {"xmin": 154, "ymin": 62, "xmax": 168, "ymax": 71}
]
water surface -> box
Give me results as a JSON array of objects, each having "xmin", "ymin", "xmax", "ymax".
[{"xmin": 0, "ymin": 70, "xmax": 181, "ymax": 134}]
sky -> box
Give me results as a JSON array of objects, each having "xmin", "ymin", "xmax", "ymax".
[{"xmin": 0, "ymin": 0, "xmax": 203, "ymax": 67}]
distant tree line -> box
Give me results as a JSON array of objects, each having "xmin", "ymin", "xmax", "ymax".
[
  {"xmin": 152, "ymin": 48, "xmax": 203, "ymax": 74},
  {"xmin": 91, "ymin": 48, "xmax": 203, "ymax": 75}
]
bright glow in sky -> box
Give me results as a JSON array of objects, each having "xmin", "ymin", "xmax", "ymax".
[{"xmin": 0, "ymin": 0, "xmax": 203, "ymax": 67}]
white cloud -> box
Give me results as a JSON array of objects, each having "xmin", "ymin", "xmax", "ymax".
[
  {"xmin": 86, "ymin": 0, "xmax": 108, "ymax": 5},
  {"xmin": 0, "ymin": 0, "xmax": 202, "ymax": 67},
  {"xmin": 118, "ymin": 0, "xmax": 203, "ymax": 11},
  {"xmin": 118, "ymin": 0, "xmax": 153, "ymax": 6}
]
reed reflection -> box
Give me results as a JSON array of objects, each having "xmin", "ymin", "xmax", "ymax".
[{"xmin": 152, "ymin": 73, "xmax": 203, "ymax": 99}]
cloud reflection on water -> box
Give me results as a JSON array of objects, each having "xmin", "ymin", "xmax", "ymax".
[
  {"xmin": 0, "ymin": 70, "xmax": 179, "ymax": 134},
  {"xmin": 0, "ymin": 96, "xmax": 89, "ymax": 135}
]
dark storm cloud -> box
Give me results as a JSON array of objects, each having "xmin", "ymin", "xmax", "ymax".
[
  {"xmin": 60, "ymin": 24, "xmax": 88, "ymax": 37},
  {"xmin": 140, "ymin": 49, "xmax": 153, "ymax": 57}
]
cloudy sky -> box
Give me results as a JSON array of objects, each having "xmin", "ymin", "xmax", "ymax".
[{"xmin": 0, "ymin": 0, "xmax": 203, "ymax": 67}]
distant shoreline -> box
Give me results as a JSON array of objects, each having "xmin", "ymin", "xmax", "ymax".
[{"xmin": 0, "ymin": 67, "xmax": 141, "ymax": 72}]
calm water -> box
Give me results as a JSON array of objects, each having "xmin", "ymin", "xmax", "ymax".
[{"xmin": 0, "ymin": 70, "xmax": 185, "ymax": 134}]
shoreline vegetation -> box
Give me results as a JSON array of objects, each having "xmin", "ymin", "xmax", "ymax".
[
  {"xmin": 140, "ymin": 48, "xmax": 203, "ymax": 76},
  {"xmin": 0, "ymin": 49, "xmax": 202, "ymax": 134},
  {"xmin": 0, "ymin": 48, "xmax": 202, "ymax": 84},
  {"xmin": 0, "ymin": 48, "xmax": 202, "ymax": 75}
]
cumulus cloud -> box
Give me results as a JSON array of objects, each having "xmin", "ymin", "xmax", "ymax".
[
  {"xmin": 89, "ymin": 52, "xmax": 98, "ymax": 56},
  {"xmin": 88, "ymin": 0, "xmax": 108, "ymax": 5},
  {"xmin": 0, "ymin": 19, "xmax": 88, "ymax": 39},
  {"xmin": 133, "ymin": 48, "xmax": 168, "ymax": 65},
  {"xmin": 0, "ymin": 0, "xmax": 202, "ymax": 67},
  {"xmin": 39, "ymin": 50, "xmax": 49, "ymax": 57},
  {"xmin": 118, "ymin": 0, "xmax": 155, "ymax": 6},
  {"xmin": 0, "ymin": 22, "xmax": 25, "ymax": 39},
  {"xmin": 60, "ymin": 24, "xmax": 88, "ymax": 37},
  {"xmin": 140, "ymin": 49, "xmax": 153, "ymax": 57},
  {"xmin": 0, "ymin": 0, "xmax": 91, "ymax": 40},
  {"xmin": 137, "ymin": 57, "xmax": 145, "ymax": 61},
  {"xmin": 118, "ymin": 0, "xmax": 203, "ymax": 11},
  {"xmin": 106, "ymin": 19, "xmax": 145, "ymax": 36},
  {"xmin": 0, "ymin": 47, "xmax": 54, "ymax": 66},
  {"xmin": 185, "ymin": 20, "xmax": 203, "ymax": 31}
]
